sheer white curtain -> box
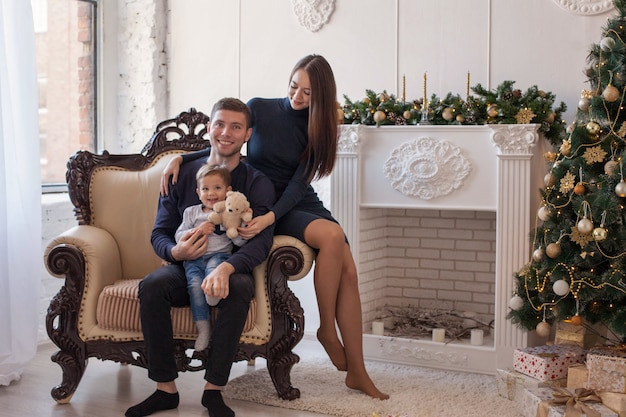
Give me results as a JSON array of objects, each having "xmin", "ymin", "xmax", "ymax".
[{"xmin": 0, "ymin": 0, "xmax": 41, "ymax": 385}]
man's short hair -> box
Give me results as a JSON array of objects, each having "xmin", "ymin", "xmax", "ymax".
[{"xmin": 210, "ymin": 97, "xmax": 251, "ymax": 128}]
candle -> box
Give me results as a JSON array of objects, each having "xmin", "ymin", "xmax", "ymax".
[
  {"xmin": 372, "ymin": 321, "xmax": 385, "ymax": 336},
  {"xmin": 432, "ymin": 328, "xmax": 445, "ymax": 343},
  {"xmin": 470, "ymin": 329, "xmax": 484, "ymax": 345},
  {"xmin": 423, "ymin": 72, "xmax": 427, "ymax": 107},
  {"xmin": 402, "ymin": 74, "xmax": 406, "ymax": 102},
  {"xmin": 466, "ymin": 71, "xmax": 471, "ymax": 101}
]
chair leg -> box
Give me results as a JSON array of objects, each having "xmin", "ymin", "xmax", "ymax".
[
  {"xmin": 50, "ymin": 348, "xmax": 88, "ymax": 404},
  {"xmin": 266, "ymin": 351, "xmax": 301, "ymax": 400}
]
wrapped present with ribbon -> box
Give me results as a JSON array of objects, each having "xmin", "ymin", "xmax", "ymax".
[
  {"xmin": 587, "ymin": 346, "xmax": 626, "ymax": 394},
  {"xmin": 521, "ymin": 387, "xmax": 617, "ymax": 417},
  {"xmin": 554, "ymin": 320, "xmax": 605, "ymax": 349},
  {"xmin": 514, "ymin": 344, "xmax": 587, "ymax": 382},
  {"xmin": 497, "ymin": 368, "xmax": 565, "ymax": 401},
  {"xmin": 567, "ymin": 364, "xmax": 589, "ymax": 389}
]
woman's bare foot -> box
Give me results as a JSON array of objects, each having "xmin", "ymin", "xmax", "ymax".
[
  {"xmin": 316, "ymin": 328, "xmax": 347, "ymax": 371},
  {"xmin": 345, "ymin": 371, "xmax": 389, "ymax": 400}
]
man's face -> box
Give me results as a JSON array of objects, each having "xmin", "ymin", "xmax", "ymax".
[{"xmin": 208, "ymin": 109, "xmax": 252, "ymax": 158}]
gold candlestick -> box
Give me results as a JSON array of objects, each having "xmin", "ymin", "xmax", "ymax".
[
  {"xmin": 466, "ymin": 71, "xmax": 471, "ymax": 101},
  {"xmin": 423, "ymin": 72, "xmax": 427, "ymax": 107},
  {"xmin": 402, "ymin": 75, "xmax": 406, "ymax": 102}
]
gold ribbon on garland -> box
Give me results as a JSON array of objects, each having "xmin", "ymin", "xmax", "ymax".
[{"xmin": 537, "ymin": 387, "xmax": 602, "ymax": 417}]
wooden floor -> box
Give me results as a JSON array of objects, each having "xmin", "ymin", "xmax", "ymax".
[{"xmin": 0, "ymin": 337, "xmax": 330, "ymax": 417}]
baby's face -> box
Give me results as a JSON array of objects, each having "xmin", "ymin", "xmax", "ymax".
[{"xmin": 197, "ymin": 174, "xmax": 229, "ymax": 209}]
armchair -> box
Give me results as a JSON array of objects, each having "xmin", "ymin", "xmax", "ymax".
[{"xmin": 44, "ymin": 108, "xmax": 314, "ymax": 403}]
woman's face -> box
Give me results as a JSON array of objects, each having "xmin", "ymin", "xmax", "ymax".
[{"xmin": 288, "ymin": 69, "xmax": 311, "ymax": 111}]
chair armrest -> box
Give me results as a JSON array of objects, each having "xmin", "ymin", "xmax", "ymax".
[
  {"xmin": 45, "ymin": 225, "xmax": 123, "ymax": 340},
  {"xmin": 269, "ymin": 235, "xmax": 315, "ymax": 281}
]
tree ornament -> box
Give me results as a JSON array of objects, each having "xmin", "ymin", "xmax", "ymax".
[
  {"xmin": 373, "ymin": 110, "xmax": 386, "ymax": 123},
  {"xmin": 456, "ymin": 114, "xmax": 465, "ymax": 123},
  {"xmin": 601, "ymin": 36, "xmax": 616, "ymax": 51},
  {"xmin": 532, "ymin": 247, "xmax": 545, "ymax": 262},
  {"xmin": 593, "ymin": 227, "xmax": 608, "ymax": 241},
  {"xmin": 552, "ymin": 279, "xmax": 570, "ymax": 296},
  {"xmin": 403, "ymin": 110, "xmax": 412, "ymax": 119},
  {"xmin": 442, "ymin": 107, "xmax": 454, "ymax": 121},
  {"xmin": 616, "ymin": 181, "xmax": 626, "ymax": 197},
  {"xmin": 605, "ymin": 160, "xmax": 618, "ymax": 175},
  {"xmin": 577, "ymin": 217, "xmax": 593, "ymax": 234},
  {"xmin": 509, "ymin": 294, "xmax": 524, "ymax": 311},
  {"xmin": 570, "ymin": 314, "xmax": 582, "ymax": 326},
  {"xmin": 586, "ymin": 121, "xmax": 601, "ymax": 136},
  {"xmin": 536, "ymin": 320, "xmax": 551, "ymax": 337},
  {"xmin": 559, "ymin": 139, "xmax": 572, "ymax": 156},
  {"xmin": 603, "ymin": 85, "xmax": 620, "ymax": 102},
  {"xmin": 574, "ymin": 183, "xmax": 586, "ymax": 195},
  {"xmin": 544, "ymin": 172, "xmax": 556, "ymax": 187},
  {"xmin": 578, "ymin": 97, "xmax": 590, "ymax": 112},
  {"xmin": 487, "ymin": 104, "xmax": 499, "ymax": 118},
  {"xmin": 538, "ymin": 205, "xmax": 552, "ymax": 221},
  {"xmin": 546, "ymin": 242, "xmax": 561, "ymax": 258}
]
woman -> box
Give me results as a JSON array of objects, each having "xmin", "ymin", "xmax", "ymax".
[{"xmin": 161, "ymin": 55, "xmax": 388, "ymax": 400}]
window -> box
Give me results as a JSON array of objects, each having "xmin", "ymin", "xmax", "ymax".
[{"xmin": 33, "ymin": 0, "xmax": 97, "ymax": 191}]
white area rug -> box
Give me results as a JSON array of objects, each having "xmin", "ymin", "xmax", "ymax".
[{"xmin": 224, "ymin": 358, "xmax": 523, "ymax": 417}]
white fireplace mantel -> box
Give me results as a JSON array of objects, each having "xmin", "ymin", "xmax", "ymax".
[{"xmin": 331, "ymin": 123, "xmax": 546, "ymax": 374}]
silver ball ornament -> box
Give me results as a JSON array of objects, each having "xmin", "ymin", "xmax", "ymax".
[
  {"xmin": 509, "ymin": 295, "xmax": 524, "ymax": 311},
  {"xmin": 616, "ymin": 181, "xmax": 626, "ymax": 197},
  {"xmin": 601, "ymin": 36, "xmax": 616, "ymax": 51},
  {"xmin": 544, "ymin": 173, "xmax": 556, "ymax": 187},
  {"xmin": 538, "ymin": 206, "xmax": 552, "ymax": 221},
  {"xmin": 578, "ymin": 97, "xmax": 590, "ymax": 112},
  {"xmin": 593, "ymin": 227, "xmax": 608, "ymax": 241},
  {"xmin": 532, "ymin": 247, "xmax": 545, "ymax": 262},
  {"xmin": 577, "ymin": 218, "xmax": 594, "ymax": 234},
  {"xmin": 605, "ymin": 160, "xmax": 619, "ymax": 175},
  {"xmin": 552, "ymin": 279, "xmax": 570, "ymax": 296},
  {"xmin": 536, "ymin": 320, "xmax": 551, "ymax": 337}
]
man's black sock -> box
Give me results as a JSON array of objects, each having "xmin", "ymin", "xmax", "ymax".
[
  {"xmin": 125, "ymin": 390, "xmax": 179, "ymax": 417},
  {"xmin": 201, "ymin": 389, "xmax": 235, "ymax": 417}
]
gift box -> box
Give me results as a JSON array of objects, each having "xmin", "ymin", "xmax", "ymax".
[
  {"xmin": 496, "ymin": 368, "xmax": 565, "ymax": 401},
  {"xmin": 587, "ymin": 346, "xmax": 626, "ymax": 393},
  {"xmin": 567, "ymin": 363, "xmax": 588, "ymax": 389},
  {"xmin": 597, "ymin": 391, "xmax": 626, "ymax": 417},
  {"xmin": 554, "ymin": 320, "xmax": 605, "ymax": 349},
  {"xmin": 514, "ymin": 344, "xmax": 587, "ymax": 382},
  {"xmin": 520, "ymin": 387, "xmax": 617, "ymax": 417}
]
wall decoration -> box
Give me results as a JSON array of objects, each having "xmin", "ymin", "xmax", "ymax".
[
  {"xmin": 551, "ymin": 0, "xmax": 614, "ymax": 15},
  {"xmin": 383, "ymin": 137, "xmax": 471, "ymax": 200},
  {"xmin": 292, "ymin": 0, "xmax": 335, "ymax": 32}
]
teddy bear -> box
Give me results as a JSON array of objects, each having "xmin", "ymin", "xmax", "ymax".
[{"xmin": 208, "ymin": 190, "xmax": 253, "ymax": 239}]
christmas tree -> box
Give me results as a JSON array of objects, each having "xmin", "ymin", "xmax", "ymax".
[{"xmin": 507, "ymin": 0, "xmax": 626, "ymax": 341}]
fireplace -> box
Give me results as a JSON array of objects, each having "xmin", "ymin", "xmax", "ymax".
[{"xmin": 330, "ymin": 124, "xmax": 546, "ymax": 374}]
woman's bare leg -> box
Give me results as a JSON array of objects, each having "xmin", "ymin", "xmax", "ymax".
[{"xmin": 305, "ymin": 221, "xmax": 388, "ymax": 399}]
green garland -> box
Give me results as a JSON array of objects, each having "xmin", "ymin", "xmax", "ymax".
[{"xmin": 341, "ymin": 80, "xmax": 568, "ymax": 147}]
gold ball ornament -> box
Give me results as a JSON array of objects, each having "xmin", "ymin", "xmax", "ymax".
[
  {"xmin": 403, "ymin": 110, "xmax": 412, "ymax": 119},
  {"xmin": 487, "ymin": 104, "xmax": 499, "ymax": 118},
  {"xmin": 616, "ymin": 181, "xmax": 626, "ymax": 197},
  {"xmin": 373, "ymin": 110, "xmax": 386, "ymax": 123},
  {"xmin": 570, "ymin": 314, "xmax": 583, "ymax": 326},
  {"xmin": 546, "ymin": 112, "xmax": 556, "ymax": 124},
  {"xmin": 442, "ymin": 107, "xmax": 455, "ymax": 121},
  {"xmin": 586, "ymin": 121, "xmax": 601, "ymax": 135},
  {"xmin": 603, "ymin": 85, "xmax": 620, "ymax": 103},
  {"xmin": 362, "ymin": 97, "xmax": 371, "ymax": 105},
  {"xmin": 577, "ymin": 218, "xmax": 594, "ymax": 234},
  {"xmin": 536, "ymin": 320, "xmax": 551, "ymax": 337},
  {"xmin": 546, "ymin": 242, "xmax": 561, "ymax": 258},
  {"xmin": 574, "ymin": 183, "xmax": 586, "ymax": 195},
  {"xmin": 605, "ymin": 160, "xmax": 619, "ymax": 175},
  {"xmin": 456, "ymin": 114, "xmax": 465, "ymax": 123},
  {"xmin": 532, "ymin": 247, "xmax": 545, "ymax": 262},
  {"xmin": 538, "ymin": 205, "xmax": 552, "ymax": 221},
  {"xmin": 593, "ymin": 227, "xmax": 608, "ymax": 241},
  {"xmin": 377, "ymin": 92, "xmax": 390, "ymax": 102}
]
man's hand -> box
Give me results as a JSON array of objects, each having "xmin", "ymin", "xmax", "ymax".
[
  {"xmin": 201, "ymin": 262, "xmax": 235, "ymax": 301},
  {"xmin": 171, "ymin": 228, "xmax": 207, "ymax": 261}
]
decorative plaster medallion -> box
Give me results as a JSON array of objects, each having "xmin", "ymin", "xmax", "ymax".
[
  {"xmin": 551, "ymin": 0, "xmax": 614, "ymax": 15},
  {"xmin": 383, "ymin": 137, "xmax": 471, "ymax": 200},
  {"xmin": 337, "ymin": 124, "xmax": 360, "ymax": 154},
  {"xmin": 292, "ymin": 0, "xmax": 335, "ymax": 32}
]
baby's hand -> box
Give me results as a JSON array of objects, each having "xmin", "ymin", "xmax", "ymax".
[{"xmin": 196, "ymin": 221, "xmax": 216, "ymax": 236}]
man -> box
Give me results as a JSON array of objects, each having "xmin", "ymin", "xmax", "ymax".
[{"xmin": 126, "ymin": 98, "xmax": 276, "ymax": 417}]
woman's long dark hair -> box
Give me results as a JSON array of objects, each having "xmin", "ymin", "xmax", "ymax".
[{"xmin": 290, "ymin": 55, "xmax": 338, "ymax": 182}]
